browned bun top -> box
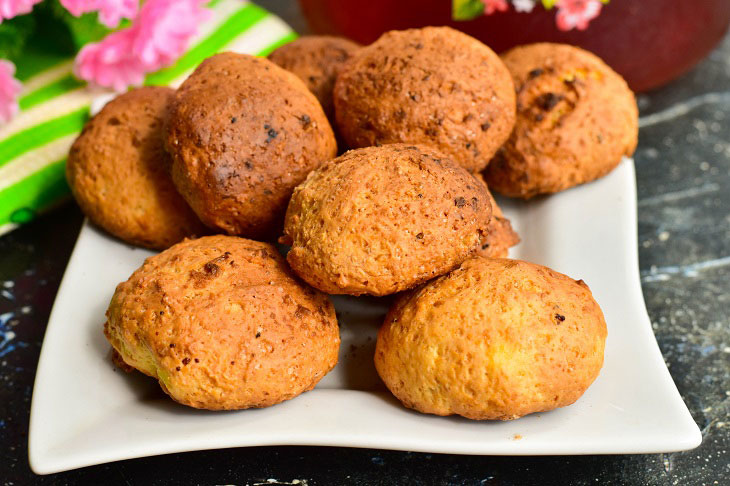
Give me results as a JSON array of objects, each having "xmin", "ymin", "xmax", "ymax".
[
  {"xmin": 269, "ymin": 36, "xmax": 361, "ymax": 122},
  {"xmin": 105, "ymin": 235, "xmax": 340, "ymax": 410},
  {"xmin": 334, "ymin": 26, "xmax": 516, "ymax": 172},
  {"xmin": 66, "ymin": 86, "xmax": 206, "ymax": 249},
  {"xmin": 165, "ymin": 52, "xmax": 337, "ymax": 238},
  {"xmin": 485, "ymin": 42, "xmax": 638, "ymax": 198},
  {"xmin": 375, "ymin": 256, "xmax": 607, "ymax": 420},
  {"xmin": 283, "ymin": 143, "xmax": 492, "ymax": 296}
]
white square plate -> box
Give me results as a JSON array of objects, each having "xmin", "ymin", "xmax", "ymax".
[{"xmin": 29, "ymin": 158, "xmax": 701, "ymax": 474}]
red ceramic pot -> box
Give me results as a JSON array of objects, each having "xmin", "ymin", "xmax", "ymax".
[{"xmin": 299, "ymin": 0, "xmax": 730, "ymax": 92}]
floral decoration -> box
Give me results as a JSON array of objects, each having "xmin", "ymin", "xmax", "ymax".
[
  {"xmin": 0, "ymin": 0, "xmax": 43, "ymax": 23},
  {"xmin": 554, "ymin": 0, "xmax": 603, "ymax": 31},
  {"xmin": 0, "ymin": 0, "xmax": 211, "ymax": 125},
  {"xmin": 75, "ymin": 0, "xmax": 210, "ymax": 91},
  {"xmin": 453, "ymin": 0, "xmax": 609, "ymax": 30},
  {"xmin": 59, "ymin": 0, "xmax": 138, "ymax": 28},
  {"xmin": 483, "ymin": 0, "xmax": 509, "ymax": 15},
  {"xmin": 0, "ymin": 59, "xmax": 21, "ymax": 123}
]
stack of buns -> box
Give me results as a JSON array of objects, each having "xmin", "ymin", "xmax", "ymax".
[{"xmin": 67, "ymin": 26, "xmax": 637, "ymax": 418}]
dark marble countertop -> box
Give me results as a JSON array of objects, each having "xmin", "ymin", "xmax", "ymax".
[{"xmin": 1, "ymin": 3, "xmax": 728, "ymax": 485}]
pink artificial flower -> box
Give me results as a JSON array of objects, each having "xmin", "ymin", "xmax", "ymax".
[
  {"xmin": 132, "ymin": 0, "xmax": 211, "ymax": 69},
  {"xmin": 60, "ymin": 0, "xmax": 138, "ymax": 28},
  {"xmin": 483, "ymin": 0, "xmax": 509, "ymax": 15},
  {"xmin": 555, "ymin": 0, "xmax": 602, "ymax": 31},
  {"xmin": 75, "ymin": 29, "xmax": 144, "ymax": 92},
  {"xmin": 74, "ymin": 0, "xmax": 210, "ymax": 91},
  {"xmin": 0, "ymin": 60, "xmax": 22, "ymax": 124},
  {"xmin": 0, "ymin": 0, "xmax": 42, "ymax": 23}
]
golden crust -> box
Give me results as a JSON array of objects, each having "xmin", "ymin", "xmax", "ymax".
[
  {"xmin": 104, "ymin": 235, "xmax": 340, "ymax": 410},
  {"xmin": 485, "ymin": 43, "xmax": 638, "ymax": 198},
  {"xmin": 66, "ymin": 87, "xmax": 206, "ymax": 250},
  {"xmin": 268, "ymin": 36, "xmax": 361, "ymax": 123},
  {"xmin": 282, "ymin": 144, "xmax": 492, "ymax": 296},
  {"xmin": 333, "ymin": 27, "xmax": 516, "ymax": 172},
  {"xmin": 375, "ymin": 257, "xmax": 607, "ymax": 420},
  {"xmin": 165, "ymin": 52, "xmax": 337, "ymax": 238},
  {"xmin": 473, "ymin": 174, "xmax": 519, "ymax": 257}
]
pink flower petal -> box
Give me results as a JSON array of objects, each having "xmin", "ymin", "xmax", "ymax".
[
  {"xmin": 0, "ymin": 60, "xmax": 22, "ymax": 124},
  {"xmin": 60, "ymin": 0, "xmax": 138, "ymax": 28},
  {"xmin": 74, "ymin": 29, "xmax": 146, "ymax": 92},
  {"xmin": 0, "ymin": 0, "xmax": 42, "ymax": 22},
  {"xmin": 483, "ymin": 0, "xmax": 509, "ymax": 15},
  {"xmin": 555, "ymin": 0, "xmax": 602, "ymax": 31},
  {"xmin": 73, "ymin": 0, "xmax": 210, "ymax": 91},
  {"xmin": 132, "ymin": 0, "xmax": 211, "ymax": 70}
]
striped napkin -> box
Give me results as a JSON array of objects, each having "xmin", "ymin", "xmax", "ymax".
[{"xmin": 0, "ymin": 0, "xmax": 296, "ymax": 236}]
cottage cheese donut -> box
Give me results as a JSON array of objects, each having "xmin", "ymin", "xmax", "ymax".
[
  {"xmin": 282, "ymin": 144, "xmax": 492, "ymax": 296},
  {"xmin": 165, "ymin": 52, "xmax": 337, "ymax": 238},
  {"xmin": 105, "ymin": 235, "xmax": 340, "ymax": 410},
  {"xmin": 269, "ymin": 36, "xmax": 361, "ymax": 123},
  {"xmin": 485, "ymin": 43, "xmax": 638, "ymax": 198},
  {"xmin": 66, "ymin": 87, "xmax": 205, "ymax": 249},
  {"xmin": 334, "ymin": 27, "xmax": 515, "ymax": 172},
  {"xmin": 375, "ymin": 257, "xmax": 607, "ymax": 420}
]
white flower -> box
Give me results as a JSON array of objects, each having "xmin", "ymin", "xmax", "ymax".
[{"xmin": 512, "ymin": 0, "xmax": 536, "ymax": 12}]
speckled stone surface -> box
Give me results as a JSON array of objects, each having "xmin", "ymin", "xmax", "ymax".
[{"xmin": 1, "ymin": 7, "xmax": 728, "ymax": 486}]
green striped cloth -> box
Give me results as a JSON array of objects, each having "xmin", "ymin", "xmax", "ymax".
[{"xmin": 0, "ymin": 0, "xmax": 297, "ymax": 236}]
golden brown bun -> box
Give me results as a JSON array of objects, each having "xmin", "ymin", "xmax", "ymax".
[
  {"xmin": 165, "ymin": 52, "xmax": 337, "ymax": 238},
  {"xmin": 268, "ymin": 36, "xmax": 361, "ymax": 122},
  {"xmin": 66, "ymin": 87, "xmax": 206, "ymax": 249},
  {"xmin": 375, "ymin": 257, "xmax": 607, "ymax": 420},
  {"xmin": 485, "ymin": 43, "xmax": 638, "ymax": 198},
  {"xmin": 473, "ymin": 173, "xmax": 519, "ymax": 257},
  {"xmin": 282, "ymin": 144, "xmax": 492, "ymax": 296},
  {"xmin": 334, "ymin": 27, "xmax": 515, "ymax": 172},
  {"xmin": 105, "ymin": 235, "xmax": 340, "ymax": 410}
]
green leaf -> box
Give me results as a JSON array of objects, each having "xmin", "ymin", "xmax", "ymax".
[
  {"xmin": 10, "ymin": 41, "xmax": 70, "ymax": 81},
  {"xmin": 0, "ymin": 15, "xmax": 35, "ymax": 60},
  {"xmin": 64, "ymin": 13, "xmax": 112, "ymax": 48},
  {"xmin": 453, "ymin": 0, "xmax": 486, "ymax": 21},
  {"xmin": 45, "ymin": 0, "xmax": 111, "ymax": 49}
]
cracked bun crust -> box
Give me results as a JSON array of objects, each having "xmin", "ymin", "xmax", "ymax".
[
  {"xmin": 333, "ymin": 27, "xmax": 516, "ymax": 172},
  {"xmin": 485, "ymin": 43, "xmax": 638, "ymax": 198},
  {"xmin": 105, "ymin": 235, "xmax": 340, "ymax": 410},
  {"xmin": 282, "ymin": 144, "xmax": 492, "ymax": 296},
  {"xmin": 375, "ymin": 257, "xmax": 607, "ymax": 420},
  {"xmin": 67, "ymin": 87, "xmax": 205, "ymax": 249},
  {"xmin": 268, "ymin": 36, "xmax": 361, "ymax": 123},
  {"xmin": 165, "ymin": 52, "xmax": 337, "ymax": 238}
]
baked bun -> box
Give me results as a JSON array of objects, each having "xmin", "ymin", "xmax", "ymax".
[
  {"xmin": 473, "ymin": 174, "xmax": 519, "ymax": 257},
  {"xmin": 282, "ymin": 144, "xmax": 492, "ymax": 296},
  {"xmin": 375, "ymin": 257, "xmax": 607, "ymax": 420},
  {"xmin": 485, "ymin": 43, "xmax": 638, "ymax": 198},
  {"xmin": 334, "ymin": 27, "xmax": 515, "ymax": 172},
  {"xmin": 269, "ymin": 36, "xmax": 361, "ymax": 123},
  {"xmin": 105, "ymin": 235, "xmax": 340, "ymax": 410},
  {"xmin": 165, "ymin": 52, "xmax": 337, "ymax": 238},
  {"xmin": 67, "ymin": 87, "xmax": 205, "ymax": 249}
]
